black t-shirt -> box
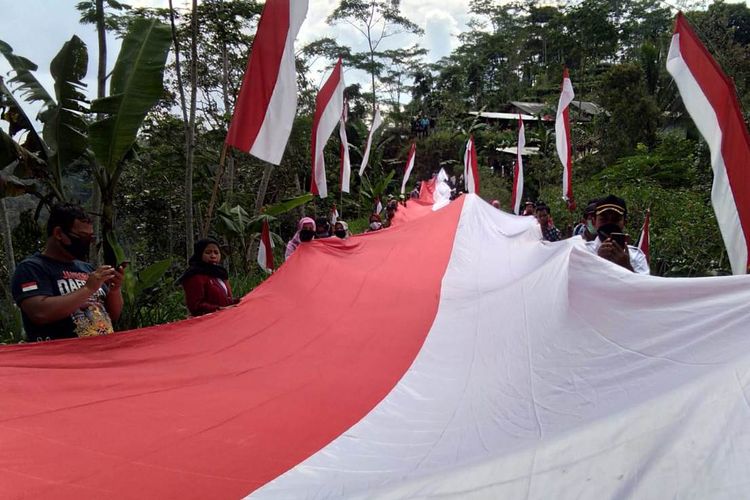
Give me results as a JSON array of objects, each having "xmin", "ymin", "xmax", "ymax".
[{"xmin": 11, "ymin": 254, "xmax": 113, "ymax": 342}]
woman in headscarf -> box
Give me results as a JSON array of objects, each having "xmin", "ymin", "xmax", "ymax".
[
  {"xmin": 285, "ymin": 217, "xmax": 316, "ymax": 260},
  {"xmin": 177, "ymin": 238, "xmax": 239, "ymax": 317},
  {"xmin": 333, "ymin": 220, "xmax": 351, "ymax": 239}
]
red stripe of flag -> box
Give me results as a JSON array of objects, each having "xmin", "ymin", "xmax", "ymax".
[{"xmin": 667, "ymin": 12, "xmax": 750, "ymax": 273}]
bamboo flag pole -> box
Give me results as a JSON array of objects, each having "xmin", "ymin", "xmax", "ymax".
[{"xmin": 202, "ymin": 142, "xmax": 229, "ymax": 237}]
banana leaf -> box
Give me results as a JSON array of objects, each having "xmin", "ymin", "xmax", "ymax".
[
  {"xmin": 42, "ymin": 36, "xmax": 90, "ymax": 194},
  {"xmin": 89, "ymin": 18, "xmax": 171, "ymax": 176},
  {"xmin": 0, "ymin": 40, "xmax": 56, "ymax": 112},
  {"xmin": 0, "ymin": 161, "xmax": 36, "ymax": 198},
  {"xmin": 263, "ymin": 193, "xmax": 313, "ymax": 216}
]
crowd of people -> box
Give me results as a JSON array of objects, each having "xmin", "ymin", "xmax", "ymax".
[
  {"xmin": 10, "ymin": 191, "xmax": 646, "ymax": 342},
  {"xmin": 515, "ymin": 195, "xmax": 649, "ymax": 275}
]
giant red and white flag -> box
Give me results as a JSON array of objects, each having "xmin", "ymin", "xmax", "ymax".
[
  {"xmin": 339, "ymin": 102, "xmax": 352, "ymax": 193},
  {"xmin": 311, "ymin": 58, "xmax": 345, "ymax": 199},
  {"xmin": 358, "ymin": 107, "xmax": 383, "ymax": 176},
  {"xmin": 511, "ymin": 115, "xmax": 525, "ymax": 215},
  {"xmin": 225, "ymin": 0, "xmax": 308, "ymax": 165},
  {"xmin": 400, "ymin": 142, "xmax": 417, "ymax": 195},
  {"xmin": 257, "ymin": 218, "xmax": 275, "ymax": 273},
  {"xmin": 463, "ymin": 135, "xmax": 480, "ymax": 194},
  {"xmin": 667, "ymin": 12, "xmax": 750, "ymax": 274},
  {"xmin": 556, "ymin": 68, "xmax": 575, "ymax": 206},
  {"xmin": 638, "ymin": 209, "xmax": 650, "ymax": 263},
  {"xmin": 4, "ymin": 195, "xmax": 750, "ymax": 499}
]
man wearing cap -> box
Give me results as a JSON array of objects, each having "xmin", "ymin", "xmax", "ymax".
[
  {"xmin": 573, "ymin": 199, "xmax": 599, "ymax": 242},
  {"xmin": 522, "ymin": 200, "xmax": 535, "ymax": 216},
  {"xmin": 585, "ymin": 195, "xmax": 649, "ymax": 274}
]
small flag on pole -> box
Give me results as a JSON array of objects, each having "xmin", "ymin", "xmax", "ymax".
[
  {"xmin": 311, "ymin": 58, "xmax": 345, "ymax": 199},
  {"xmin": 511, "ymin": 116, "xmax": 525, "ymax": 215},
  {"xmin": 400, "ymin": 142, "xmax": 417, "ymax": 195},
  {"xmin": 374, "ymin": 197, "xmax": 383, "ymax": 215},
  {"xmin": 637, "ymin": 209, "xmax": 650, "ymax": 263},
  {"xmin": 339, "ymin": 102, "xmax": 351, "ymax": 193},
  {"xmin": 359, "ymin": 107, "xmax": 383, "ymax": 176},
  {"xmin": 667, "ymin": 12, "xmax": 750, "ymax": 275},
  {"xmin": 556, "ymin": 67, "xmax": 575, "ymax": 210},
  {"xmin": 257, "ymin": 219, "xmax": 275, "ymax": 273},
  {"xmin": 225, "ymin": 0, "xmax": 309, "ymax": 165},
  {"xmin": 330, "ymin": 204, "xmax": 339, "ymax": 226},
  {"xmin": 463, "ymin": 135, "xmax": 480, "ymax": 194}
]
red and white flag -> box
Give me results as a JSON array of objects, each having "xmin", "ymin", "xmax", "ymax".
[
  {"xmin": 511, "ymin": 116, "xmax": 525, "ymax": 215},
  {"xmin": 359, "ymin": 107, "xmax": 383, "ymax": 176},
  {"xmin": 667, "ymin": 12, "xmax": 750, "ymax": 275},
  {"xmin": 638, "ymin": 209, "xmax": 650, "ymax": 263},
  {"xmin": 311, "ymin": 58, "xmax": 345, "ymax": 199},
  {"xmin": 225, "ymin": 0, "xmax": 308, "ymax": 165},
  {"xmin": 463, "ymin": 135, "xmax": 480, "ymax": 194},
  {"xmin": 400, "ymin": 142, "xmax": 417, "ymax": 195},
  {"xmin": 556, "ymin": 68, "xmax": 575, "ymax": 207},
  {"xmin": 375, "ymin": 197, "xmax": 383, "ymax": 215},
  {"xmin": 339, "ymin": 102, "xmax": 351, "ymax": 193},
  {"xmin": 257, "ymin": 218, "xmax": 274, "ymax": 273}
]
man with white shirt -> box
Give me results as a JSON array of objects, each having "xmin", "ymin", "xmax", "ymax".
[{"xmin": 585, "ymin": 195, "xmax": 650, "ymax": 275}]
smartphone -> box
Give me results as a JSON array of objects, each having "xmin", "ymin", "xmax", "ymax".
[
  {"xmin": 609, "ymin": 233, "xmax": 628, "ymax": 248},
  {"xmin": 117, "ymin": 260, "xmax": 130, "ymax": 270}
]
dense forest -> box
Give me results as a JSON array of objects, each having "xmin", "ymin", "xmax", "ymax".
[{"xmin": 1, "ymin": 0, "xmax": 749, "ymax": 342}]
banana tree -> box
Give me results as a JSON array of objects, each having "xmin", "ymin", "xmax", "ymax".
[
  {"xmin": 0, "ymin": 39, "xmax": 89, "ymax": 201},
  {"xmin": 89, "ymin": 18, "xmax": 172, "ymax": 265},
  {"xmin": 214, "ymin": 194, "xmax": 313, "ymax": 271}
]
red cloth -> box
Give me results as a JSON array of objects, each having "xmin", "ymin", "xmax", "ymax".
[{"xmin": 181, "ymin": 274, "xmax": 235, "ymax": 316}]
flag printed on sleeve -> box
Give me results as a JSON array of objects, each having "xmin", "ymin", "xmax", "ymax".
[
  {"xmin": 511, "ymin": 116, "xmax": 525, "ymax": 215},
  {"xmin": 311, "ymin": 58, "xmax": 345, "ymax": 199},
  {"xmin": 666, "ymin": 12, "xmax": 750, "ymax": 275},
  {"xmin": 225, "ymin": 0, "xmax": 309, "ymax": 165},
  {"xmin": 21, "ymin": 282, "xmax": 38, "ymax": 293},
  {"xmin": 257, "ymin": 219, "xmax": 274, "ymax": 273},
  {"xmin": 400, "ymin": 142, "xmax": 417, "ymax": 195},
  {"xmin": 339, "ymin": 102, "xmax": 352, "ymax": 193},
  {"xmin": 556, "ymin": 68, "xmax": 575, "ymax": 207},
  {"xmin": 463, "ymin": 135, "xmax": 480, "ymax": 194},
  {"xmin": 359, "ymin": 107, "xmax": 383, "ymax": 176}
]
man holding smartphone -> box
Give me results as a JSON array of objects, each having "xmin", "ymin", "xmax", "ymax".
[
  {"xmin": 585, "ymin": 195, "xmax": 650, "ymax": 274},
  {"xmin": 11, "ymin": 203, "xmax": 124, "ymax": 342}
]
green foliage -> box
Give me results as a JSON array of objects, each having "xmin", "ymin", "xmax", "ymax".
[{"xmin": 89, "ymin": 18, "xmax": 172, "ymax": 176}]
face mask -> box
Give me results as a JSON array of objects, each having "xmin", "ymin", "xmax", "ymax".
[
  {"xmin": 597, "ymin": 223, "xmax": 621, "ymax": 242},
  {"xmin": 586, "ymin": 220, "xmax": 596, "ymax": 235},
  {"xmin": 299, "ymin": 229, "xmax": 315, "ymax": 242},
  {"xmin": 63, "ymin": 232, "xmax": 91, "ymax": 260},
  {"xmin": 334, "ymin": 230, "xmax": 347, "ymax": 239},
  {"xmin": 369, "ymin": 222, "xmax": 382, "ymax": 231}
]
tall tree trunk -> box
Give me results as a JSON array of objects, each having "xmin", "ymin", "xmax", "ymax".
[
  {"xmin": 170, "ymin": 0, "xmax": 196, "ymax": 262},
  {"xmin": 254, "ymin": 163, "xmax": 274, "ymax": 215},
  {"xmin": 0, "ymin": 199, "xmax": 15, "ymax": 276},
  {"xmin": 185, "ymin": 0, "xmax": 198, "ymax": 253},
  {"xmin": 220, "ymin": 31, "xmax": 235, "ymax": 199},
  {"xmin": 91, "ymin": 0, "xmax": 107, "ymax": 265}
]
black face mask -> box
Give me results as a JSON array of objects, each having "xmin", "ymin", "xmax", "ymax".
[
  {"xmin": 63, "ymin": 232, "xmax": 91, "ymax": 261},
  {"xmin": 334, "ymin": 230, "xmax": 347, "ymax": 239},
  {"xmin": 299, "ymin": 229, "xmax": 315, "ymax": 242},
  {"xmin": 597, "ymin": 223, "xmax": 622, "ymax": 242}
]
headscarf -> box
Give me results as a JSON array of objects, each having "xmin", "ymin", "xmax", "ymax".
[
  {"xmin": 334, "ymin": 220, "xmax": 351, "ymax": 239},
  {"xmin": 285, "ymin": 217, "xmax": 316, "ymax": 260},
  {"xmin": 176, "ymin": 238, "xmax": 229, "ymax": 284}
]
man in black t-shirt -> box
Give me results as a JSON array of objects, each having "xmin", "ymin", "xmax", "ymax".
[{"xmin": 11, "ymin": 204, "xmax": 124, "ymax": 342}]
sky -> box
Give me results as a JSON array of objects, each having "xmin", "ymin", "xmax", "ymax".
[
  {"xmin": 1, "ymin": 0, "xmax": 749, "ymax": 126},
  {"xmin": 0, "ymin": 0, "xmax": 472, "ymax": 124}
]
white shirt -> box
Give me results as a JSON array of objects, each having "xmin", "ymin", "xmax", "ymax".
[{"xmin": 585, "ymin": 238, "xmax": 650, "ymax": 275}]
